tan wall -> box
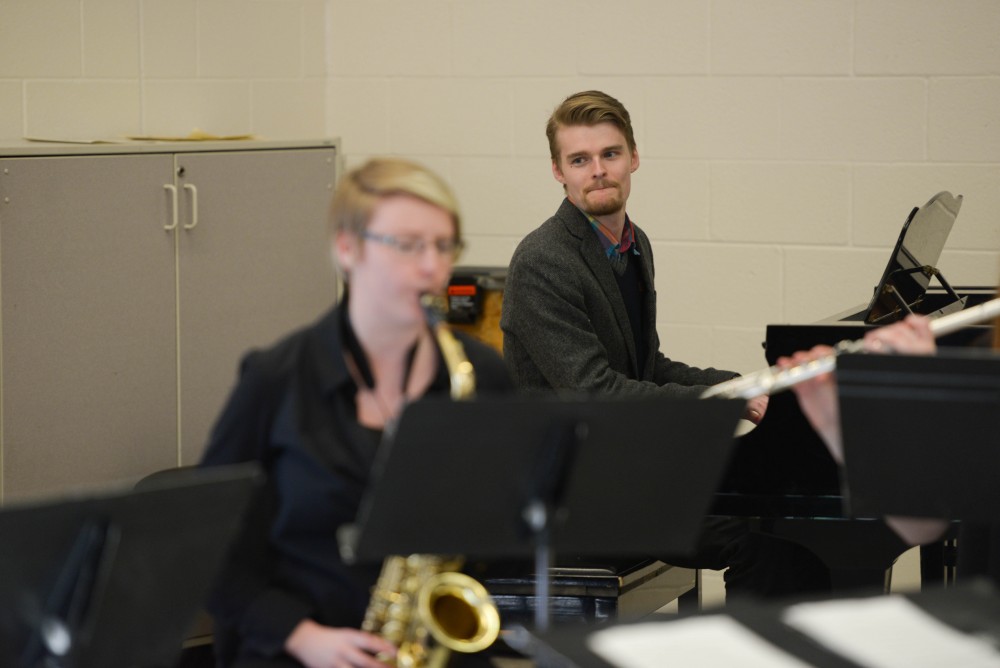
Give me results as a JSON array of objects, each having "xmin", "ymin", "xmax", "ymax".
[{"xmin": 2, "ymin": 0, "xmax": 999, "ymax": 374}]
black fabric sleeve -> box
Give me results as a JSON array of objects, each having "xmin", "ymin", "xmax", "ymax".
[{"xmin": 199, "ymin": 349, "xmax": 315, "ymax": 660}]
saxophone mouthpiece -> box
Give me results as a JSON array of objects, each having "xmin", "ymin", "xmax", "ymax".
[
  {"xmin": 420, "ymin": 293, "xmax": 448, "ymax": 325},
  {"xmin": 420, "ymin": 291, "xmax": 476, "ymax": 400}
]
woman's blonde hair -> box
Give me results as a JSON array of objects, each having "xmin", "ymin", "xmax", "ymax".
[{"xmin": 329, "ymin": 157, "xmax": 462, "ymax": 242}]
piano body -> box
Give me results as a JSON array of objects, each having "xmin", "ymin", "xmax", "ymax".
[{"xmin": 714, "ymin": 191, "xmax": 996, "ymax": 589}]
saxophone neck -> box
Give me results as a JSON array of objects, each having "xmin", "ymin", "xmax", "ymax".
[{"xmin": 421, "ymin": 294, "xmax": 476, "ymax": 400}]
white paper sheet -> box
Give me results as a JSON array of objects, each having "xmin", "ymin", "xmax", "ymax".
[
  {"xmin": 587, "ymin": 616, "xmax": 813, "ymax": 668},
  {"xmin": 783, "ymin": 595, "xmax": 1000, "ymax": 668}
]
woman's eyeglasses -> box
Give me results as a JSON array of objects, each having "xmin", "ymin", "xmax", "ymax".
[{"xmin": 361, "ymin": 231, "xmax": 464, "ymax": 261}]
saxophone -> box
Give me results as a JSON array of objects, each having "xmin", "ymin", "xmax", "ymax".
[{"xmin": 360, "ymin": 295, "xmax": 501, "ymax": 668}]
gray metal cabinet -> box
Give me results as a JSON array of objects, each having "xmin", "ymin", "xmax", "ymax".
[{"xmin": 0, "ymin": 140, "xmax": 339, "ymax": 501}]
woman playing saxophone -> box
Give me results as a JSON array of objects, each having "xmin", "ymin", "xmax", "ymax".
[{"xmin": 200, "ymin": 158, "xmax": 512, "ymax": 668}]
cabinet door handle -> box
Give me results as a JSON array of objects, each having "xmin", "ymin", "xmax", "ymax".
[
  {"xmin": 183, "ymin": 183, "xmax": 199, "ymax": 230},
  {"xmin": 163, "ymin": 184, "xmax": 179, "ymax": 230}
]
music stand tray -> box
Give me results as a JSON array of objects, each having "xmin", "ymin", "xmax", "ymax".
[
  {"xmin": 837, "ymin": 350, "xmax": 1000, "ymax": 523},
  {"xmin": 0, "ymin": 463, "xmax": 260, "ymax": 668}
]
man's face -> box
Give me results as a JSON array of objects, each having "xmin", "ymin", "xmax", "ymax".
[{"xmin": 552, "ymin": 122, "xmax": 639, "ymax": 219}]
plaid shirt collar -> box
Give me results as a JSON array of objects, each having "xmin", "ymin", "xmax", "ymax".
[{"xmin": 586, "ymin": 213, "xmax": 639, "ymax": 259}]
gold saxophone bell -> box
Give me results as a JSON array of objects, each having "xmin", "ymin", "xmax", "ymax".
[
  {"xmin": 363, "ymin": 556, "xmax": 501, "ymax": 668},
  {"xmin": 418, "ymin": 571, "xmax": 500, "ymax": 654},
  {"xmin": 361, "ymin": 295, "xmax": 498, "ymax": 667}
]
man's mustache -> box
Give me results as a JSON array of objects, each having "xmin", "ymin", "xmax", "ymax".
[{"xmin": 585, "ymin": 181, "xmax": 619, "ymax": 193}]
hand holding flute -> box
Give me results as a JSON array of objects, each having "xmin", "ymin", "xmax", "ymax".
[
  {"xmin": 777, "ymin": 314, "xmax": 935, "ymax": 464},
  {"xmin": 701, "ymin": 297, "xmax": 1000, "ymax": 401}
]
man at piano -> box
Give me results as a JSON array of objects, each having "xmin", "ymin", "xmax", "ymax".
[
  {"xmin": 501, "ymin": 90, "xmax": 766, "ymax": 415},
  {"xmin": 783, "ymin": 308, "xmax": 1000, "ymax": 587},
  {"xmin": 500, "ymin": 89, "xmax": 832, "ymax": 599}
]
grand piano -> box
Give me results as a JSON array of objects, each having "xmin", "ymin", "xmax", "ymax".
[
  {"xmin": 713, "ymin": 191, "xmax": 995, "ymax": 590},
  {"xmin": 453, "ymin": 193, "xmax": 993, "ymax": 615}
]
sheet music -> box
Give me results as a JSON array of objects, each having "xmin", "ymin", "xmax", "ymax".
[
  {"xmin": 783, "ymin": 595, "xmax": 1000, "ymax": 668},
  {"xmin": 587, "ymin": 616, "xmax": 812, "ymax": 668}
]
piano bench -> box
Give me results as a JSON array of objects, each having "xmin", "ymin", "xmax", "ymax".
[{"xmin": 483, "ymin": 559, "xmax": 696, "ymax": 627}]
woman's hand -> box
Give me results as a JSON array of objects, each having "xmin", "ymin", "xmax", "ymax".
[
  {"xmin": 781, "ymin": 315, "xmax": 936, "ymax": 465},
  {"xmin": 784, "ymin": 315, "xmax": 945, "ymax": 546},
  {"xmin": 779, "ymin": 345, "xmax": 844, "ymax": 463},
  {"xmin": 285, "ymin": 619, "xmax": 397, "ymax": 668},
  {"xmin": 864, "ymin": 314, "xmax": 936, "ymax": 355}
]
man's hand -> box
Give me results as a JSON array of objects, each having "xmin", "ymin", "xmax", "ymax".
[{"xmin": 743, "ymin": 394, "xmax": 768, "ymax": 424}]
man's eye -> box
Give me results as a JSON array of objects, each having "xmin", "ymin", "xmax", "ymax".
[
  {"xmin": 397, "ymin": 239, "xmax": 422, "ymax": 253},
  {"xmin": 570, "ymin": 157, "xmax": 586, "ymax": 166}
]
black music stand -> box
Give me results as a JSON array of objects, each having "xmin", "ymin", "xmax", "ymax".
[
  {"xmin": 837, "ymin": 350, "xmax": 1000, "ymax": 522},
  {"xmin": 523, "ymin": 579, "xmax": 1000, "ymax": 668},
  {"xmin": 0, "ymin": 463, "xmax": 260, "ymax": 668},
  {"xmin": 338, "ymin": 395, "xmax": 746, "ymax": 632}
]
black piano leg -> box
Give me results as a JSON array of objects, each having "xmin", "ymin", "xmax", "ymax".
[
  {"xmin": 677, "ymin": 570, "xmax": 701, "ymax": 613},
  {"xmin": 919, "ymin": 536, "xmax": 959, "ymax": 589}
]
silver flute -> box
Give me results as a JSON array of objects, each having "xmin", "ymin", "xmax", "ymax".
[{"xmin": 701, "ymin": 297, "xmax": 1000, "ymax": 401}]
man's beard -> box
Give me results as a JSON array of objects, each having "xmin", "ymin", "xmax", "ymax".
[{"xmin": 581, "ymin": 184, "xmax": 624, "ymax": 217}]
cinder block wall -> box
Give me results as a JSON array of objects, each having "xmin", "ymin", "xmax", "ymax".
[
  {"xmin": 0, "ymin": 0, "xmax": 328, "ymax": 141},
  {"xmin": 3, "ymin": 0, "xmax": 998, "ymax": 374}
]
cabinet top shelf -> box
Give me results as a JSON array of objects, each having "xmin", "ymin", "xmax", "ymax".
[{"xmin": 0, "ymin": 137, "xmax": 339, "ymax": 157}]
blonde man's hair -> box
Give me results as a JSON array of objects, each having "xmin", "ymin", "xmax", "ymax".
[
  {"xmin": 329, "ymin": 158, "xmax": 462, "ymax": 242},
  {"xmin": 546, "ymin": 90, "xmax": 637, "ymax": 164}
]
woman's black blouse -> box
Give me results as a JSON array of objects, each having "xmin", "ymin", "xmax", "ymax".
[{"xmin": 199, "ymin": 304, "xmax": 512, "ymax": 664}]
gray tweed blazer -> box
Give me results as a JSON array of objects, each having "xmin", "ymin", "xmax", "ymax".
[{"xmin": 501, "ymin": 198, "xmax": 736, "ymax": 398}]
